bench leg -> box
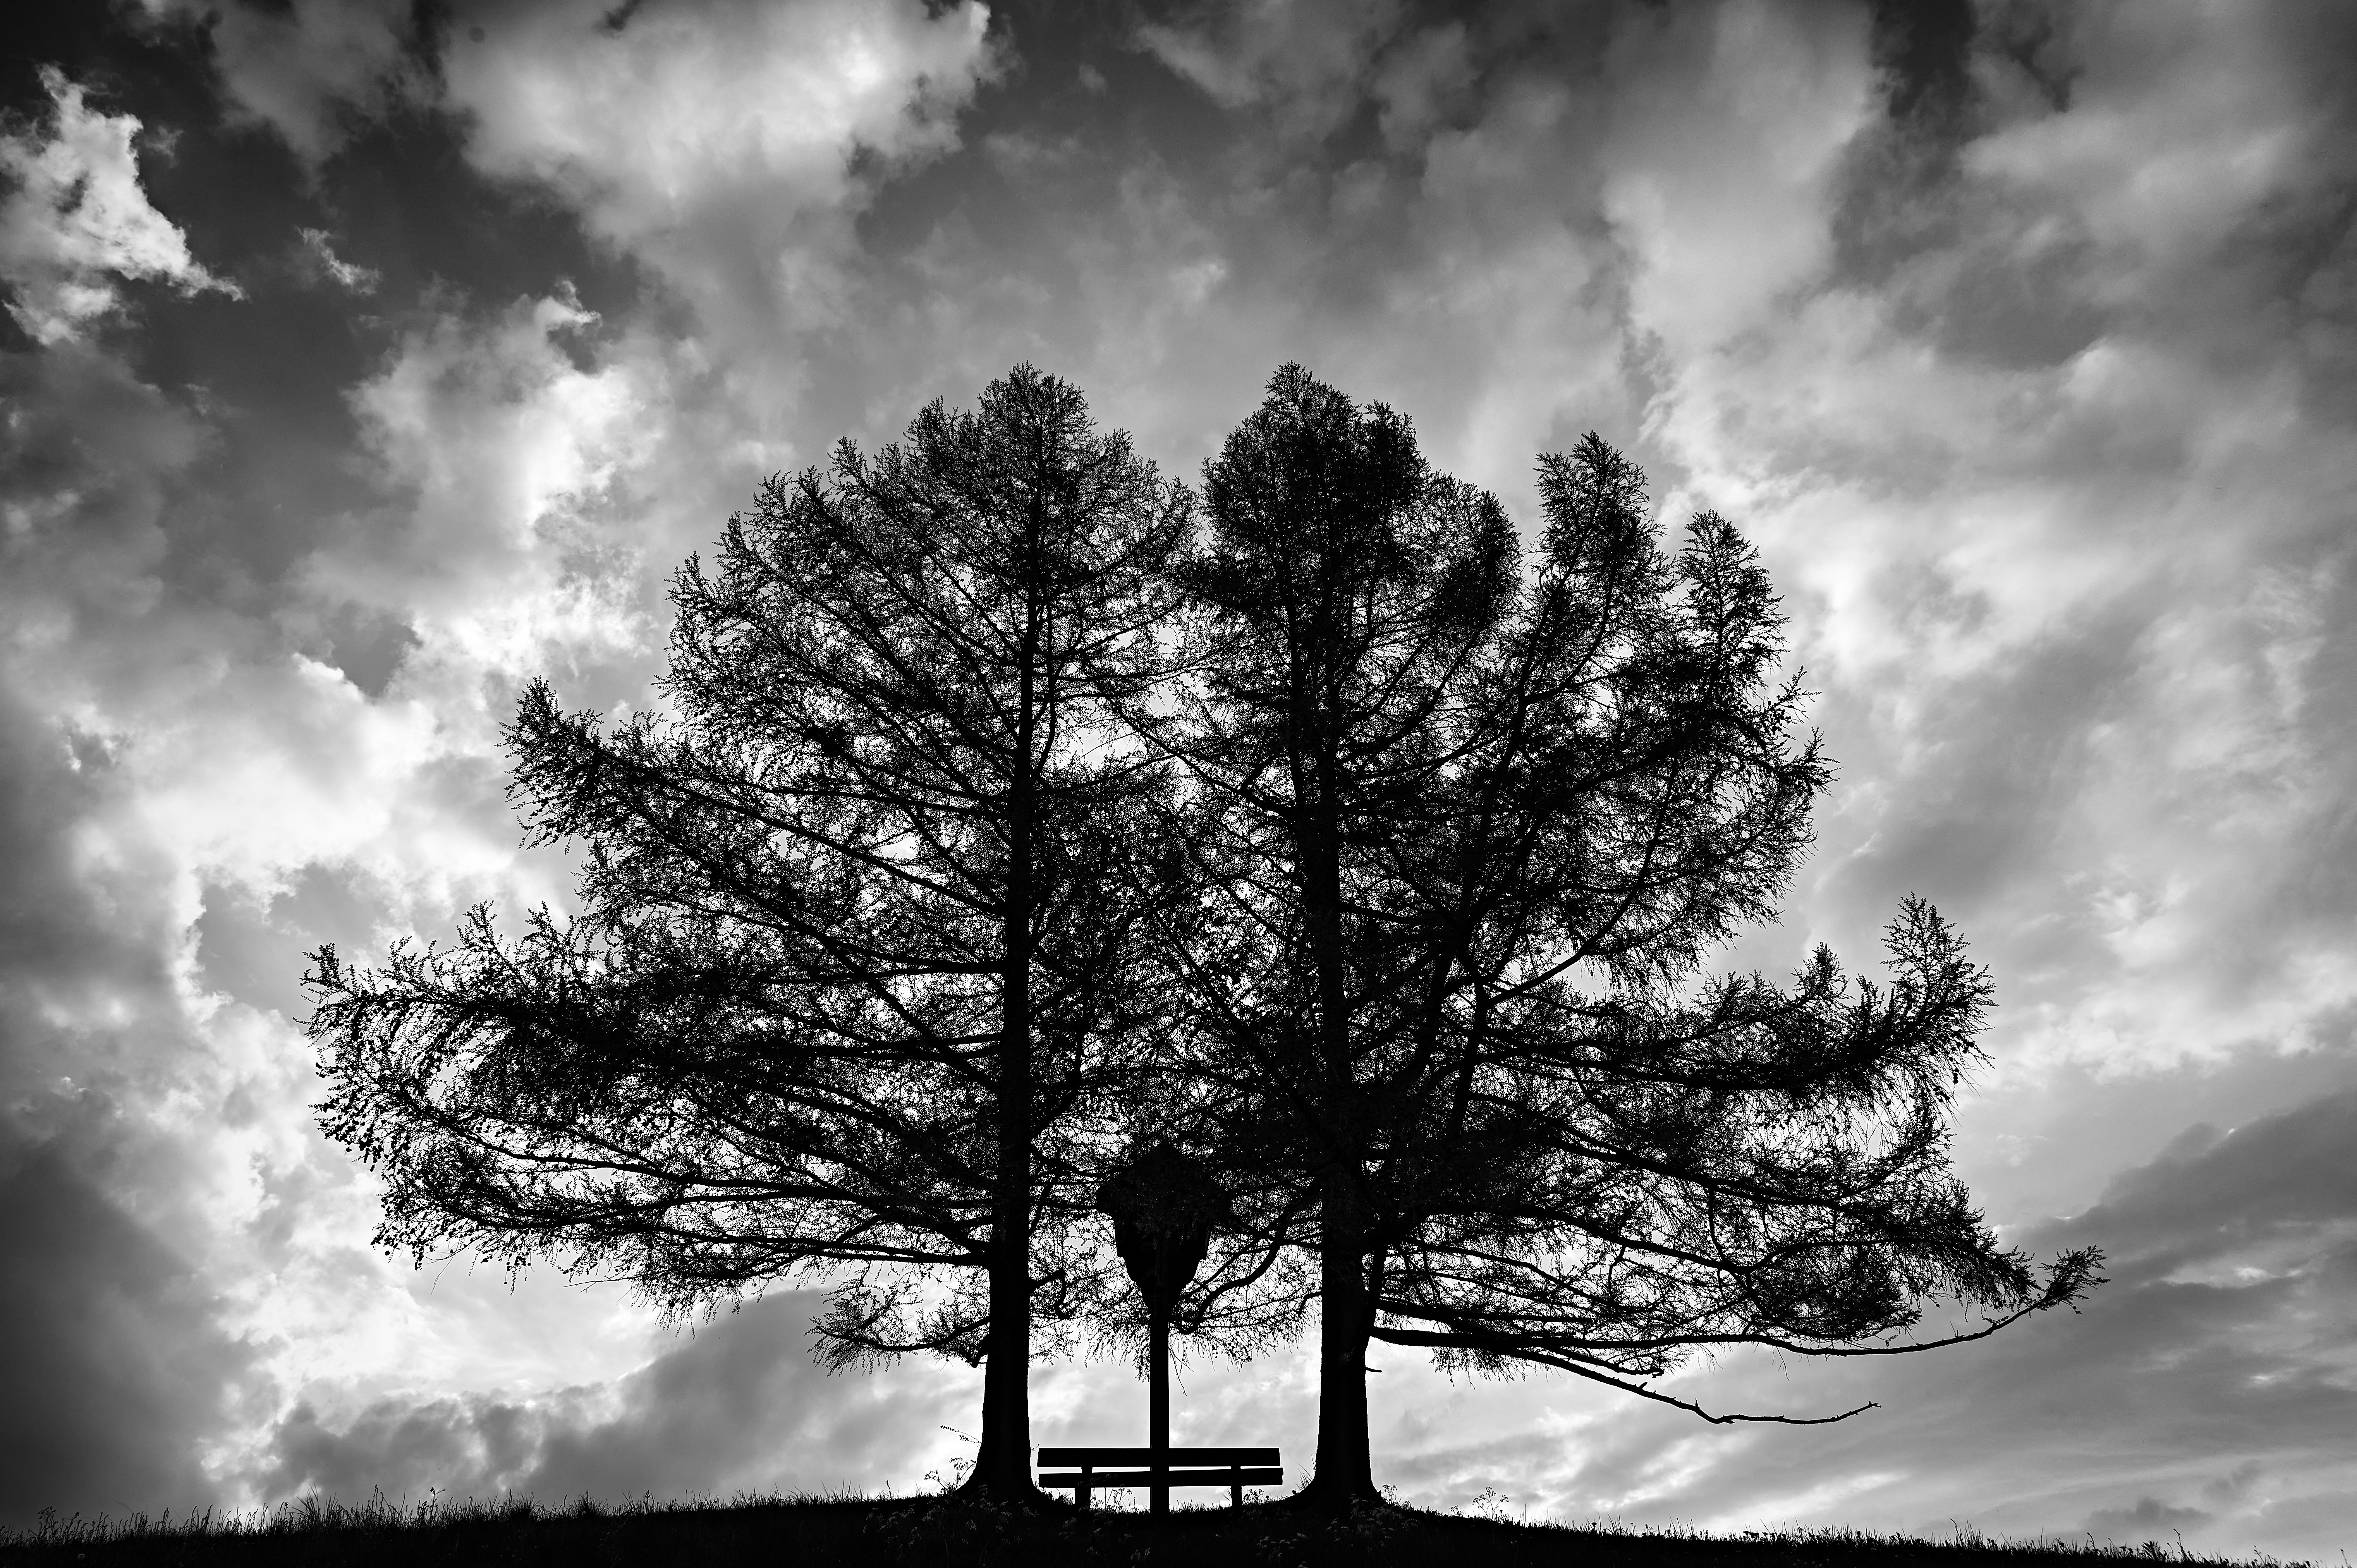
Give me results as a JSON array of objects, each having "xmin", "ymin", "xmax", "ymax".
[
  {"xmin": 1077, "ymin": 1483, "xmax": 1091, "ymax": 1512},
  {"xmin": 1231, "ymin": 1477, "xmax": 1242, "ymax": 1507}
]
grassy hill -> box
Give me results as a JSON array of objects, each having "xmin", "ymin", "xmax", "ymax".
[{"xmin": 0, "ymin": 1494, "xmax": 2300, "ymax": 1568}]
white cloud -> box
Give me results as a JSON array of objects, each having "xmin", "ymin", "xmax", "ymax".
[
  {"xmin": 442, "ymin": 0, "xmax": 993, "ymax": 335},
  {"xmin": 321, "ymin": 291, "xmax": 658, "ymax": 690},
  {"xmin": 1596, "ymin": 0, "xmax": 2357, "ymax": 1074},
  {"xmin": 248, "ymin": 1292, "xmax": 982, "ymax": 1505},
  {"xmin": 0, "ymin": 69, "xmax": 240, "ymax": 344}
]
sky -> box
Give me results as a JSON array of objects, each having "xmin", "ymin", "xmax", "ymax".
[{"xmin": 2, "ymin": 0, "xmax": 2354, "ymax": 1556}]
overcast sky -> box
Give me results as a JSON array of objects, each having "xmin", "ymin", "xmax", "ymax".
[{"xmin": 3, "ymin": 0, "xmax": 2355, "ymax": 1556}]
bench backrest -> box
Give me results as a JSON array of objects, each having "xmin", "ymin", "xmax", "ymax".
[{"xmin": 1037, "ymin": 1447, "xmax": 1278, "ymax": 1467}]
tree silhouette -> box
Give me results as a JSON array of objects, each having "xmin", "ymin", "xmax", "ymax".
[
  {"xmin": 304, "ymin": 366, "xmax": 1189, "ymax": 1500},
  {"xmin": 1159, "ymin": 365, "xmax": 2101, "ymax": 1506}
]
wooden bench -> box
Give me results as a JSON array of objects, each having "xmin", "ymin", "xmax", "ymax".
[{"xmin": 1037, "ymin": 1446, "xmax": 1282, "ymax": 1509}]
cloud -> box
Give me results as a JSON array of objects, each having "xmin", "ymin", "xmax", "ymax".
[
  {"xmin": 0, "ymin": 6, "xmax": 1018, "ymax": 1520},
  {"xmin": 254, "ymin": 1293, "xmax": 973, "ymax": 1504},
  {"xmin": 0, "ymin": 343, "xmax": 211, "ymax": 1137},
  {"xmin": 316, "ymin": 289, "xmax": 660, "ymax": 687},
  {"xmin": 2083, "ymin": 1497, "xmax": 2211, "ymax": 1542},
  {"xmin": 0, "ymin": 1, "xmax": 1021, "ymax": 1522},
  {"xmin": 136, "ymin": 0, "xmax": 419, "ymax": 169},
  {"xmin": 440, "ymin": 0, "xmax": 993, "ymax": 338},
  {"xmin": 1380, "ymin": 1082, "xmax": 2357, "ymax": 1558},
  {"xmin": 1601, "ymin": 1, "xmax": 1876, "ymax": 357},
  {"xmin": 0, "ymin": 1147, "xmax": 257, "ymax": 1521},
  {"xmin": 295, "ymin": 228, "xmax": 377, "ymax": 293},
  {"xmin": 0, "ymin": 171, "xmax": 670, "ymax": 1544},
  {"xmin": 0, "ymin": 68, "xmax": 241, "ymax": 344},
  {"xmin": 1572, "ymin": 0, "xmax": 2357, "ymax": 1073},
  {"xmin": 1371, "ymin": 20, "xmax": 1474, "ymax": 153},
  {"xmin": 1135, "ymin": 0, "xmax": 1403, "ymax": 140},
  {"xmin": 813, "ymin": 3, "xmax": 1649, "ymax": 513},
  {"xmin": 0, "ymin": 337, "xmax": 420, "ymax": 1522}
]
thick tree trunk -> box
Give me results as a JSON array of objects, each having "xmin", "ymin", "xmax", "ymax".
[
  {"xmin": 1300, "ymin": 1170, "xmax": 1378, "ymax": 1506},
  {"xmin": 968, "ymin": 653, "xmax": 1040, "ymax": 1503},
  {"xmin": 967, "ymin": 999, "xmax": 1037, "ymax": 1496},
  {"xmin": 969, "ymin": 1178, "xmax": 1035, "ymax": 1496},
  {"xmin": 1285, "ymin": 705, "xmax": 1381, "ymax": 1510}
]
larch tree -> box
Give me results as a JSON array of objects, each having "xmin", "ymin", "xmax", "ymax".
[
  {"xmin": 1158, "ymin": 365, "xmax": 2100, "ymax": 1506},
  {"xmin": 304, "ymin": 366, "xmax": 1189, "ymax": 1500}
]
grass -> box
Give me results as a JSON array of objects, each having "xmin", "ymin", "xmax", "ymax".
[{"xmin": 0, "ymin": 1492, "xmax": 2312, "ymax": 1568}]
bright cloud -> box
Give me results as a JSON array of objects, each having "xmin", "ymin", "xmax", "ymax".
[
  {"xmin": 0, "ymin": 68, "xmax": 239, "ymax": 344},
  {"xmin": 443, "ymin": 0, "xmax": 994, "ymax": 333},
  {"xmin": 326, "ymin": 291, "xmax": 657, "ymax": 685},
  {"xmin": 1607, "ymin": 0, "xmax": 2357, "ymax": 1076}
]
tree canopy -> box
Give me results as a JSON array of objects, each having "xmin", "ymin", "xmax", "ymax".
[
  {"xmin": 308, "ymin": 361, "xmax": 2098, "ymax": 1513},
  {"xmin": 1154, "ymin": 366, "xmax": 2100, "ymax": 1502},
  {"xmin": 306, "ymin": 365, "xmax": 1189, "ymax": 1498}
]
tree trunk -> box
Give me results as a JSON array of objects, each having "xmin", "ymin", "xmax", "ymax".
[
  {"xmin": 968, "ymin": 651, "xmax": 1040, "ymax": 1502},
  {"xmin": 968, "ymin": 977, "xmax": 1036, "ymax": 1496},
  {"xmin": 1290, "ymin": 702, "xmax": 1378, "ymax": 1508},
  {"xmin": 969, "ymin": 1190, "xmax": 1034, "ymax": 1496},
  {"xmin": 1302, "ymin": 1170, "xmax": 1377, "ymax": 1507}
]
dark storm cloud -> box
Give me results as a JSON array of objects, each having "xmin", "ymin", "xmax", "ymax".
[
  {"xmin": 2077, "ymin": 1093, "xmax": 2357, "ymax": 1249},
  {"xmin": 0, "ymin": 1148, "xmax": 255, "ymax": 1522},
  {"xmin": 257, "ymin": 1293, "xmax": 955, "ymax": 1503}
]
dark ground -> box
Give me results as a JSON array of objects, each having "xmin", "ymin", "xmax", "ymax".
[{"xmin": 0, "ymin": 1495, "xmax": 2297, "ymax": 1568}]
